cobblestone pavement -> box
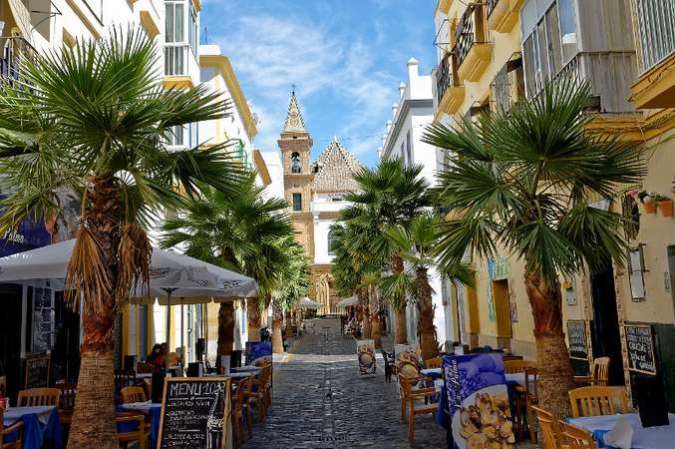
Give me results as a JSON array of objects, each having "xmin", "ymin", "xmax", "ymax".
[{"xmin": 242, "ymin": 318, "xmax": 535, "ymax": 449}]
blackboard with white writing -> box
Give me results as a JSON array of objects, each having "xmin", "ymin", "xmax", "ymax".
[
  {"xmin": 24, "ymin": 352, "xmax": 50, "ymax": 388},
  {"xmin": 567, "ymin": 320, "xmax": 589, "ymax": 361},
  {"xmin": 625, "ymin": 324, "xmax": 657, "ymax": 375},
  {"xmin": 157, "ymin": 377, "xmax": 232, "ymax": 449}
]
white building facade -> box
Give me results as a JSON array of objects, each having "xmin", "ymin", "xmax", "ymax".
[{"xmin": 378, "ymin": 57, "xmax": 459, "ymax": 350}]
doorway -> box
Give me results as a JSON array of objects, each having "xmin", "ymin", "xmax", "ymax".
[
  {"xmin": 0, "ymin": 284, "xmax": 23, "ymax": 402},
  {"xmin": 590, "ymin": 267, "xmax": 625, "ymax": 386},
  {"xmin": 52, "ymin": 292, "xmax": 81, "ymax": 384},
  {"xmin": 492, "ymin": 280, "xmax": 513, "ymax": 350}
]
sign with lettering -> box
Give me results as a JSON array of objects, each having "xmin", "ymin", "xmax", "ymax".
[
  {"xmin": 624, "ymin": 324, "xmax": 657, "ymax": 375},
  {"xmin": 24, "ymin": 352, "xmax": 50, "ymax": 388},
  {"xmin": 567, "ymin": 320, "xmax": 589, "ymax": 361},
  {"xmin": 157, "ymin": 377, "xmax": 232, "ymax": 449}
]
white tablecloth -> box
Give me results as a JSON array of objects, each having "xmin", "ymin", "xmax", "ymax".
[
  {"xmin": 421, "ymin": 368, "xmax": 442, "ymax": 377},
  {"xmin": 120, "ymin": 401, "xmax": 160, "ymax": 413},
  {"xmin": 3, "ymin": 405, "xmax": 55, "ymax": 426},
  {"xmin": 505, "ymin": 372, "xmax": 526, "ymax": 386},
  {"xmin": 569, "ymin": 413, "xmax": 675, "ymax": 449}
]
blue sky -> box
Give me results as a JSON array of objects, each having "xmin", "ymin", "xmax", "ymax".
[{"xmin": 201, "ymin": 0, "xmax": 437, "ymax": 167}]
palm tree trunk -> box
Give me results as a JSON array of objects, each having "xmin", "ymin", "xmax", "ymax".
[
  {"xmin": 524, "ymin": 271, "xmax": 575, "ymax": 418},
  {"xmin": 359, "ymin": 291, "xmax": 371, "ymax": 339},
  {"xmin": 247, "ymin": 297, "xmax": 261, "ymax": 342},
  {"xmin": 416, "ymin": 268, "xmax": 439, "ymax": 361},
  {"xmin": 369, "ymin": 287, "xmax": 382, "ymax": 349},
  {"xmin": 217, "ymin": 302, "xmax": 234, "ymax": 371},
  {"xmin": 272, "ymin": 304, "xmax": 284, "ymax": 354},
  {"xmin": 68, "ymin": 174, "xmax": 120, "ymax": 449},
  {"xmin": 391, "ymin": 252, "xmax": 407, "ymax": 344}
]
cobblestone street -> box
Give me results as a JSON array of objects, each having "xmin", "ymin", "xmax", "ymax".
[{"xmin": 241, "ymin": 318, "xmax": 449, "ymax": 449}]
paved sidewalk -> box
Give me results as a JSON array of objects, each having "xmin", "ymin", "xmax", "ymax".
[{"xmin": 241, "ymin": 318, "xmax": 448, "ymax": 449}]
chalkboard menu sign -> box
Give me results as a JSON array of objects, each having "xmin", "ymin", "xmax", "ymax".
[
  {"xmin": 24, "ymin": 352, "xmax": 50, "ymax": 388},
  {"xmin": 624, "ymin": 324, "xmax": 657, "ymax": 375},
  {"xmin": 567, "ymin": 320, "xmax": 589, "ymax": 361},
  {"xmin": 157, "ymin": 377, "xmax": 232, "ymax": 449}
]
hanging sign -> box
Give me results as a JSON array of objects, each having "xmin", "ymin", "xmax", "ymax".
[
  {"xmin": 157, "ymin": 377, "xmax": 232, "ymax": 449},
  {"xmin": 567, "ymin": 320, "xmax": 589, "ymax": 361},
  {"xmin": 356, "ymin": 339, "xmax": 376, "ymax": 376},
  {"xmin": 624, "ymin": 324, "xmax": 657, "ymax": 375}
]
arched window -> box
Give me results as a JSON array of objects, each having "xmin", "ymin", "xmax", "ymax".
[
  {"xmin": 328, "ymin": 229, "xmax": 337, "ymax": 255},
  {"xmin": 291, "ymin": 152, "xmax": 301, "ymax": 173}
]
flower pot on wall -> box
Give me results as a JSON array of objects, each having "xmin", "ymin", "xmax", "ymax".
[
  {"xmin": 643, "ymin": 201, "xmax": 657, "ymax": 214},
  {"xmin": 658, "ymin": 200, "xmax": 673, "ymax": 217}
]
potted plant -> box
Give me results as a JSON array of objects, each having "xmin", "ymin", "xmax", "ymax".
[
  {"xmin": 654, "ymin": 194, "xmax": 673, "ymax": 217},
  {"xmin": 638, "ymin": 190, "xmax": 657, "ymax": 214}
]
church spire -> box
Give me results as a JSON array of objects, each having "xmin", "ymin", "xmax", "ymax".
[{"xmin": 282, "ymin": 90, "xmax": 308, "ymax": 134}]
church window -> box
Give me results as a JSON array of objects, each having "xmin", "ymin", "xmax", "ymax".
[
  {"xmin": 292, "ymin": 193, "xmax": 302, "ymax": 211},
  {"xmin": 291, "ymin": 152, "xmax": 302, "ymax": 173}
]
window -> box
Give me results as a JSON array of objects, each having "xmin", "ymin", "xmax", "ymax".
[
  {"xmin": 188, "ymin": 2, "xmax": 199, "ymax": 56},
  {"xmin": 292, "ymin": 193, "xmax": 302, "ymax": 211},
  {"xmin": 165, "ymin": 2, "xmax": 185, "ymax": 43},
  {"xmin": 558, "ymin": 0, "xmax": 578, "ymax": 64},
  {"xmin": 291, "ymin": 152, "xmax": 301, "ymax": 173},
  {"xmin": 328, "ymin": 229, "xmax": 337, "ymax": 255},
  {"xmin": 628, "ymin": 246, "xmax": 647, "ymax": 301},
  {"xmin": 406, "ymin": 131, "xmax": 413, "ymax": 164},
  {"xmin": 634, "ymin": 0, "xmax": 675, "ymax": 72}
]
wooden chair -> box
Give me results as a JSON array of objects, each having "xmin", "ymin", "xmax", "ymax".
[
  {"xmin": 503, "ymin": 360, "xmax": 536, "ymax": 439},
  {"xmin": 247, "ymin": 363, "xmax": 272, "ymax": 423},
  {"xmin": 574, "ymin": 357, "xmax": 610, "ymax": 386},
  {"xmin": 232, "ymin": 376, "xmax": 252, "ymax": 448},
  {"xmin": 0, "ymin": 408, "xmax": 24, "ymax": 449},
  {"xmin": 424, "ymin": 357, "xmax": 442, "ymax": 369},
  {"xmin": 17, "ymin": 388, "xmax": 61, "ymax": 407},
  {"xmin": 559, "ymin": 421, "xmax": 598, "ymax": 449},
  {"xmin": 398, "ymin": 373, "xmax": 438, "ymax": 444},
  {"xmin": 504, "ymin": 359, "xmax": 535, "ymax": 373},
  {"xmin": 568, "ymin": 386, "xmax": 629, "ymax": 417},
  {"xmin": 530, "ymin": 406, "xmax": 561, "ymax": 449},
  {"xmin": 115, "ymin": 412, "xmax": 147, "ymax": 449},
  {"xmin": 121, "ymin": 386, "xmax": 147, "ymax": 404}
]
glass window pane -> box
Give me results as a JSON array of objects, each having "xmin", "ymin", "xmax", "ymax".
[
  {"xmin": 558, "ymin": 0, "xmax": 578, "ymax": 63},
  {"xmin": 546, "ymin": 5, "xmax": 562, "ymax": 74},
  {"xmin": 175, "ymin": 3, "xmax": 185, "ymax": 43},
  {"xmin": 165, "ymin": 4, "xmax": 174, "ymax": 43}
]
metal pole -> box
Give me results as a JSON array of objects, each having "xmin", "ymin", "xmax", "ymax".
[
  {"xmin": 180, "ymin": 301, "xmax": 185, "ymax": 368},
  {"xmin": 165, "ymin": 289, "xmax": 172, "ymax": 370}
]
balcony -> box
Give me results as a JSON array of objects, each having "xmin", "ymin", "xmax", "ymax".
[
  {"xmin": 454, "ymin": 4, "xmax": 492, "ymax": 82},
  {"xmin": 435, "ymin": 53, "xmax": 465, "ymax": 116},
  {"xmin": 487, "ymin": 0, "xmax": 525, "ymax": 33},
  {"xmin": 630, "ymin": 0, "xmax": 675, "ymax": 109},
  {"xmin": 163, "ymin": 45, "xmax": 196, "ymax": 89},
  {"xmin": 0, "ymin": 36, "xmax": 36, "ymax": 89}
]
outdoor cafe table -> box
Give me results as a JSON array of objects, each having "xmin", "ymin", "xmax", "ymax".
[
  {"xmin": 3, "ymin": 405, "xmax": 63, "ymax": 449},
  {"xmin": 119, "ymin": 401, "xmax": 162, "ymax": 449},
  {"xmin": 420, "ymin": 368, "xmax": 442, "ymax": 380},
  {"xmin": 568, "ymin": 413, "xmax": 675, "ymax": 449}
]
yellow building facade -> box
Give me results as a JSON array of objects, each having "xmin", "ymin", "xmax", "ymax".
[{"xmin": 433, "ymin": 0, "xmax": 675, "ymax": 406}]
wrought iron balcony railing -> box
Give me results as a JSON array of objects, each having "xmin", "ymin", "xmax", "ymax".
[
  {"xmin": 453, "ymin": 4, "xmax": 487, "ymax": 69},
  {"xmin": 436, "ymin": 53, "xmax": 453, "ymax": 105},
  {"xmin": 0, "ymin": 36, "xmax": 37, "ymax": 89},
  {"xmin": 632, "ymin": 0, "xmax": 675, "ymax": 73},
  {"xmin": 164, "ymin": 44, "xmax": 193, "ymax": 77}
]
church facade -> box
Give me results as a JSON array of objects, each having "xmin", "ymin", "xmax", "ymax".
[{"xmin": 278, "ymin": 93, "xmax": 361, "ymax": 314}]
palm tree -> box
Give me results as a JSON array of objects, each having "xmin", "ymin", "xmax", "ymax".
[
  {"xmin": 161, "ymin": 172, "xmax": 292, "ymax": 357},
  {"xmin": 271, "ymin": 238, "xmax": 310, "ymax": 353},
  {"xmin": 424, "ymin": 80, "xmax": 645, "ymax": 417},
  {"xmin": 384, "ymin": 213, "xmax": 473, "ymax": 360},
  {"xmin": 0, "ymin": 30, "xmax": 243, "ymax": 449},
  {"xmin": 343, "ymin": 159, "xmax": 429, "ymax": 344}
]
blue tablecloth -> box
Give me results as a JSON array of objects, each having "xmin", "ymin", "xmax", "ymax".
[
  {"xmin": 118, "ymin": 402, "xmax": 162, "ymax": 449},
  {"xmin": 3, "ymin": 406, "xmax": 63, "ymax": 449}
]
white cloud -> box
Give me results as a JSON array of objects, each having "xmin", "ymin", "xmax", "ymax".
[{"xmin": 211, "ymin": 14, "xmax": 397, "ymax": 160}]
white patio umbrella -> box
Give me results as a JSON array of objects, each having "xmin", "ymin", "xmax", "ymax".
[
  {"xmin": 0, "ymin": 239, "xmax": 257, "ymax": 363},
  {"xmin": 336, "ymin": 295, "xmax": 359, "ymax": 308},
  {"xmin": 296, "ymin": 297, "xmax": 321, "ymax": 310}
]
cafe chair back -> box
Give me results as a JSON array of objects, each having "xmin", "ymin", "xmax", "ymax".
[
  {"xmin": 530, "ymin": 405, "xmax": 561, "ymax": 449},
  {"xmin": 232, "ymin": 376, "xmax": 252, "ymax": 447},
  {"xmin": 115, "ymin": 412, "xmax": 147, "ymax": 449},
  {"xmin": 55, "ymin": 382, "xmax": 77, "ymax": 429},
  {"xmin": 504, "ymin": 359, "xmax": 535, "ymax": 373},
  {"xmin": 574, "ymin": 357, "xmax": 610, "ymax": 386},
  {"xmin": 559, "ymin": 421, "xmax": 598, "ymax": 449},
  {"xmin": 121, "ymin": 386, "xmax": 147, "ymax": 404},
  {"xmin": 568, "ymin": 386, "xmax": 628, "ymax": 417},
  {"xmin": 1, "ymin": 408, "xmax": 25, "ymax": 449},
  {"xmin": 424, "ymin": 357, "xmax": 442, "ymax": 369},
  {"xmin": 17, "ymin": 388, "xmax": 61, "ymax": 407}
]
